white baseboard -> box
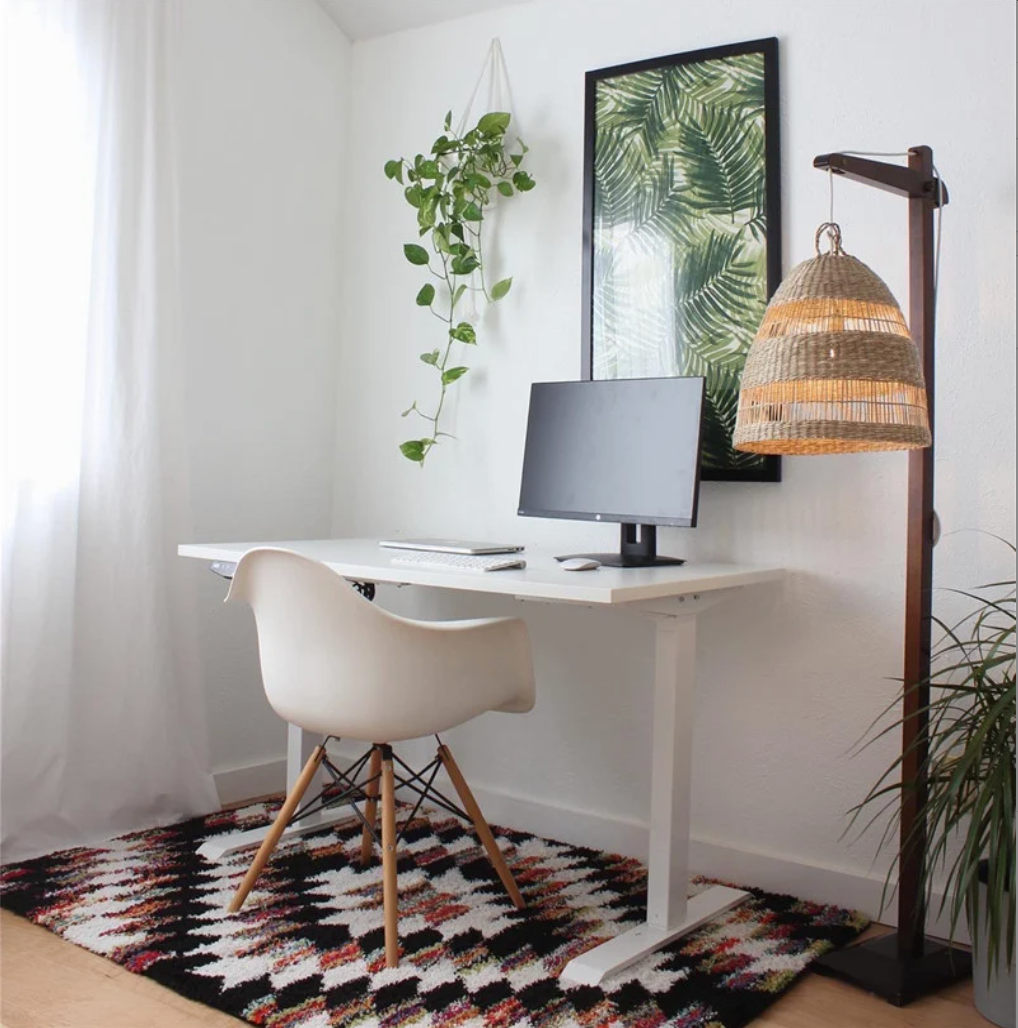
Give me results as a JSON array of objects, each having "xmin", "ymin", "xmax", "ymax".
[
  {"xmin": 219, "ymin": 751, "xmax": 968, "ymax": 945},
  {"xmin": 213, "ymin": 758, "xmax": 287, "ymax": 806}
]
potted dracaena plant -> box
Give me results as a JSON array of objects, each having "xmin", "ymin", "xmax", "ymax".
[
  {"xmin": 384, "ymin": 110, "xmax": 535, "ymax": 466},
  {"xmin": 853, "ymin": 539, "xmax": 1015, "ymax": 1026}
]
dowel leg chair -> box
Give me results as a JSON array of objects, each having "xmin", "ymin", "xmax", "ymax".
[
  {"xmin": 360, "ymin": 745, "xmax": 382, "ymax": 867},
  {"xmin": 222, "ymin": 548, "xmax": 536, "ymax": 967}
]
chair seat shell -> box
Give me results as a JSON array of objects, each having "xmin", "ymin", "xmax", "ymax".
[{"xmin": 226, "ymin": 548, "xmax": 536, "ymax": 742}]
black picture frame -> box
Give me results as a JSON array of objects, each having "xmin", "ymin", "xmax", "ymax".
[{"xmin": 581, "ymin": 37, "xmax": 782, "ymax": 483}]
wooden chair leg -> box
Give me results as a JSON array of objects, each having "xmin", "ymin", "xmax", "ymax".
[
  {"xmin": 437, "ymin": 744, "xmax": 525, "ymax": 910},
  {"xmin": 361, "ymin": 745, "xmax": 382, "ymax": 867},
  {"xmin": 228, "ymin": 744, "xmax": 326, "ymax": 913},
  {"xmin": 380, "ymin": 747, "xmax": 400, "ymax": 967}
]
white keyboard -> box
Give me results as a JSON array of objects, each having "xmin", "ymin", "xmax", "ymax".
[{"xmin": 389, "ymin": 551, "xmax": 527, "ymax": 573}]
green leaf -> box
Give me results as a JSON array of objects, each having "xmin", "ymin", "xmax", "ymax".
[
  {"xmin": 442, "ymin": 366, "xmax": 469, "ymax": 385},
  {"xmin": 512, "ymin": 170, "xmax": 536, "ymax": 192},
  {"xmin": 497, "ymin": 181, "xmax": 514, "ymax": 197},
  {"xmin": 451, "ymin": 283, "xmax": 467, "ymax": 309},
  {"xmin": 461, "ymin": 201, "xmax": 483, "ymax": 222},
  {"xmin": 431, "ymin": 135, "xmax": 452, "ymax": 155},
  {"xmin": 419, "ymin": 349, "xmax": 440, "ymax": 365},
  {"xmin": 403, "ymin": 243, "xmax": 430, "ymax": 266},
  {"xmin": 417, "ymin": 202, "xmax": 437, "ymax": 231},
  {"xmin": 400, "ymin": 401, "xmax": 417, "ymax": 418},
  {"xmin": 491, "ymin": 277, "xmax": 512, "ymax": 301},
  {"xmin": 399, "ymin": 440, "xmax": 427, "ymax": 463},
  {"xmin": 477, "ymin": 111, "xmax": 511, "ymax": 136},
  {"xmin": 450, "ymin": 322, "xmax": 476, "ymax": 343},
  {"xmin": 510, "ymin": 153, "xmax": 523, "ymax": 167},
  {"xmin": 672, "ymin": 232, "xmax": 761, "ymax": 346},
  {"xmin": 444, "ymin": 110, "xmax": 453, "ymax": 131},
  {"xmin": 415, "ymin": 283, "xmax": 436, "ymax": 306},
  {"xmin": 384, "ymin": 159, "xmax": 404, "ymax": 183},
  {"xmin": 450, "ymin": 253, "xmax": 480, "ymax": 276},
  {"xmin": 433, "ymin": 225, "xmax": 452, "ymax": 254},
  {"xmin": 404, "ymin": 184, "xmax": 423, "ymax": 208},
  {"xmin": 672, "ymin": 102, "xmax": 764, "ymax": 219},
  {"xmin": 417, "ymin": 159, "xmax": 440, "ymax": 179}
]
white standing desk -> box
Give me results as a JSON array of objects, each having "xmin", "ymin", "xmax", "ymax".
[{"xmin": 179, "ymin": 538, "xmax": 783, "ymax": 985}]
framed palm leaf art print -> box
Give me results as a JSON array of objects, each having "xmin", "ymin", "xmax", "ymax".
[{"xmin": 582, "ymin": 37, "xmax": 781, "ymax": 481}]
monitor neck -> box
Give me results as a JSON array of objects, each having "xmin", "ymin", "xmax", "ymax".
[
  {"xmin": 620, "ymin": 523, "xmax": 659, "ymax": 562},
  {"xmin": 614, "ymin": 523, "xmax": 685, "ymax": 567}
]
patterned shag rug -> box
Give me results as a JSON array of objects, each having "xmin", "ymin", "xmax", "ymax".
[{"xmin": 1, "ymin": 803, "xmax": 868, "ymax": 1027}]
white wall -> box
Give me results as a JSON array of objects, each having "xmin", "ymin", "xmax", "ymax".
[
  {"xmin": 330, "ymin": 0, "xmax": 1016, "ymax": 917},
  {"xmin": 178, "ymin": 0, "xmax": 351, "ymax": 790}
]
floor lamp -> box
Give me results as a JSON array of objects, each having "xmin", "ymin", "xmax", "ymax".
[{"xmin": 733, "ymin": 146, "xmax": 972, "ymax": 1005}]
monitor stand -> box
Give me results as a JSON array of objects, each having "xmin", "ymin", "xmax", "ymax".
[{"xmin": 556, "ymin": 524, "xmax": 685, "ymax": 568}]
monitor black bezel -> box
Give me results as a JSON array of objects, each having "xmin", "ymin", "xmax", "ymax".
[{"xmin": 516, "ymin": 377, "xmax": 705, "ymax": 530}]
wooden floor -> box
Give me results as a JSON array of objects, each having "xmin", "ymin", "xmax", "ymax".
[{"xmin": 0, "ymin": 912, "xmax": 983, "ymax": 1028}]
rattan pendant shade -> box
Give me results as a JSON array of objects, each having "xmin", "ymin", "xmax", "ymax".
[{"xmin": 733, "ymin": 223, "xmax": 932, "ymax": 455}]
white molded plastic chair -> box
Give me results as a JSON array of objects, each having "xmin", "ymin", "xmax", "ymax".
[{"xmin": 223, "ymin": 548, "xmax": 536, "ymax": 967}]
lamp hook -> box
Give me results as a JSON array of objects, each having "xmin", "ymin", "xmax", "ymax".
[{"xmin": 814, "ymin": 221, "xmax": 845, "ymax": 257}]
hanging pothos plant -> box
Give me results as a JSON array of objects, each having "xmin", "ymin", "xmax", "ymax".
[{"xmin": 385, "ymin": 110, "xmax": 535, "ymax": 465}]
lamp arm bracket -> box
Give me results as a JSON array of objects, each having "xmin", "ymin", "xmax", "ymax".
[{"xmin": 813, "ymin": 150, "xmax": 948, "ymax": 207}]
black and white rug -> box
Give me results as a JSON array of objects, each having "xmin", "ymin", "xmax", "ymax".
[{"xmin": 1, "ymin": 802, "xmax": 868, "ymax": 1027}]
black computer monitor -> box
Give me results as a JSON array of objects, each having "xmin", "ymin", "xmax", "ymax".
[{"xmin": 517, "ymin": 377, "xmax": 705, "ymax": 567}]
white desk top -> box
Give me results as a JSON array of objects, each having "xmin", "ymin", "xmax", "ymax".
[{"xmin": 178, "ymin": 538, "xmax": 783, "ymax": 606}]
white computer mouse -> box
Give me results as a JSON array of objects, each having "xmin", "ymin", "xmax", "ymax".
[{"xmin": 560, "ymin": 558, "xmax": 601, "ymax": 572}]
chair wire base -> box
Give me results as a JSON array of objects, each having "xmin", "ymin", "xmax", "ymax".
[{"xmin": 284, "ymin": 737, "xmax": 470, "ymax": 850}]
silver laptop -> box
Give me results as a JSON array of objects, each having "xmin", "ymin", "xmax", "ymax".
[{"xmin": 379, "ymin": 538, "xmax": 524, "ymax": 555}]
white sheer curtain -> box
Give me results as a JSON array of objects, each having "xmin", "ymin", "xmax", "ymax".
[{"xmin": 1, "ymin": 0, "xmax": 218, "ymax": 862}]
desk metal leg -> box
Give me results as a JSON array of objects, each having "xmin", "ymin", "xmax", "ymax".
[
  {"xmin": 560, "ymin": 605, "xmax": 748, "ymax": 986},
  {"xmin": 198, "ymin": 726, "xmax": 359, "ymax": 862}
]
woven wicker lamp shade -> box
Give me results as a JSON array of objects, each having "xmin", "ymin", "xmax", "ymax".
[{"xmin": 733, "ymin": 223, "xmax": 932, "ymax": 455}]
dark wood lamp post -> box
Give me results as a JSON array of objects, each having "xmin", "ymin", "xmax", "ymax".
[{"xmin": 734, "ymin": 146, "xmax": 972, "ymax": 1004}]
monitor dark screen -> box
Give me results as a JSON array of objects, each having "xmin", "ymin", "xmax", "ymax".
[{"xmin": 517, "ymin": 377, "xmax": 705, "ymax": 530}]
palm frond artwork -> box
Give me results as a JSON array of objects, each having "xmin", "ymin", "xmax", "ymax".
[{"xmin": 585, "ymin": 40, "xmax": 780, "ymax": 480}]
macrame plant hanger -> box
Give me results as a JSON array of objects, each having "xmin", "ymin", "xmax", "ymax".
[{"xmin": 454, "ymin": 39, "xmax": 520, "ymax": 326}]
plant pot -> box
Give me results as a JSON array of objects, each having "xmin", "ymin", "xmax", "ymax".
[{"xmin": 971, "ymin": 861, "xmax": 1015, "ymax": 1028}]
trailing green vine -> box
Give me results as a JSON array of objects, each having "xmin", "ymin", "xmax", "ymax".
[{"xmin": 385, "ymin": 110, "xmax": 535, "ymax": 465}]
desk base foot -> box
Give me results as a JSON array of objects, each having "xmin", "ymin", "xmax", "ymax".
[
  {"xmin": 197, "ymin": 809, "xmax": 360, "ymax": 862},
  {"xmin": 560, "ymin": 885, "xmax": 749, "ymax": 986}
]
